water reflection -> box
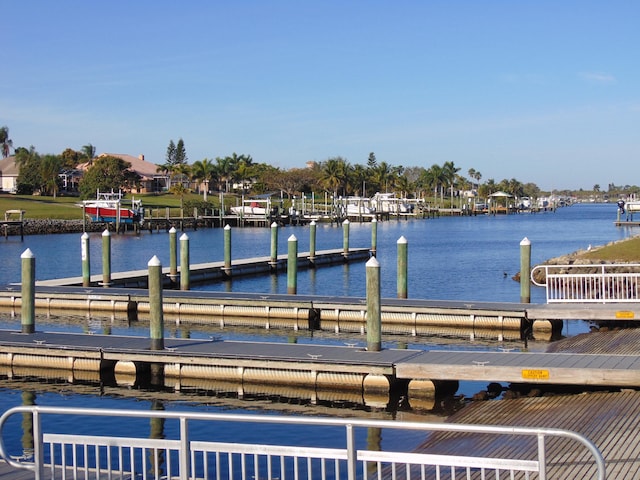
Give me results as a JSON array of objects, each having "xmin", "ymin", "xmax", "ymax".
[
  {"xmin": 20, "ymin": 391, "xmax": 34, "ymax": 462},
  {"xmin": 149, "ymin": 400, "xmax": 166, "ymax": 478}
]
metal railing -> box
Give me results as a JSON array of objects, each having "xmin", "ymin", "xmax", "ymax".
[
  {"xmin": 531, "ymin": 263, "xmax": 640, "ymax": 303},
  {"xmin": 0, "ymin": 405, "xmax": 605, "ymax": 480}
]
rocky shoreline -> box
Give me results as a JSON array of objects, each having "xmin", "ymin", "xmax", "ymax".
[{"xmin": 2, "ymin": 219, "xmax": 106, "ymax": 236}]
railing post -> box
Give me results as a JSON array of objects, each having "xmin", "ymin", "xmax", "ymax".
[
  {"xmin": 346, "ymin": 424, "xmax": 357, "ymax": 480},
  {"xmin": 32, "ymin": 409, "xmax": 44, "ymax": 480},
  {"xmin": 179, "ymin": 417, "xmax": 189, "ymax": 480}
]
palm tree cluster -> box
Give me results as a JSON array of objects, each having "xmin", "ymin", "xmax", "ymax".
[
  {"xmin": 1, "ymin": 126, "xmax": 543, "ymax": 204},
  {"xmin": 1, "ymin": 126, "xmax": 13, "ymax": 158}
]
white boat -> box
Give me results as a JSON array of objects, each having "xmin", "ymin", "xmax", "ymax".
[
  {"xmin": 370, "ymin": 192, "xmax": 414, "ymax": 214},
  {"xmin": 80, "ymin": 190, "xmax": 143, "ymax": 224}
]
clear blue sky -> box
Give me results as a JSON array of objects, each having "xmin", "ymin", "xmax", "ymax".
[{"xmin": 4, "ymin": 1, "xmax": 638, "ymax": 191}]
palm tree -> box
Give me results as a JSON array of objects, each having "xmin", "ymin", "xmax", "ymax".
[
  {"xmin": 321, "ymin": 157, "xmax": 350, "ymax": 198},
  {"xmin": 191, "ymin": 158, "xmax": 216, "ymax": 201},
  {"xmin": 0, "ymin": 126, "xmax": 13, "ymax": 158},
  {"xmin": 215, "ymin": 156, "xmax": 234, "ymax": 192},
  {"xmin": 81, "ymin": 143, "xmax": 96, "ymax": 161},
  {"xmin": 235, "ymin": 155, "xmax": 255, "ymax": 193},
  {"xmin": 40, "ymin": 154, "xmax": 62, "ymax": 197},
  {"xmin": 421, "ymin": 164, "xmax": 446, "ymax": 203},
  {"xmin": 442, "ymin": 161, "xmax": 460, "ymax": 205}
]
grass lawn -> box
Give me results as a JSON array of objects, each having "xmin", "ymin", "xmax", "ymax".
[{"xmin": 0, "ymin": 192, "xmax": 231, "ymax": 219}]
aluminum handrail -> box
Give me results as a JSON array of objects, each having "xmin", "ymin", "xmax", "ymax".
[
  {"xmin": 531, "ymin": 263, "xmax": 640, "ymax": 303},
  {"xmin": 0, "ymin": 405, "xmax": 606, "ymax": 480}
]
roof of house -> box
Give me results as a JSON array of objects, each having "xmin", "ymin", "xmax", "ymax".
[
  {"xmin": 0, "ymin": 156, "xmax": 19, "ymax": 176},
  {"xmin": 77, "ymin": 153, "xmax": 163, "ymax": 181}
]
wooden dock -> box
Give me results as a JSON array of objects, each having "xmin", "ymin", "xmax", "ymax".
[
  {"xmin": 3, "ymin": 328, "xmax": 640, "ymax": 404},
  {"xmin": 421, "ymin": 390, "xmax": 640, "ymax": 479}
]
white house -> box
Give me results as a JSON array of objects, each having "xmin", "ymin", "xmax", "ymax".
[{"xmin": 0, "ymin": 156, "xmax": 18, "ymax": 193}]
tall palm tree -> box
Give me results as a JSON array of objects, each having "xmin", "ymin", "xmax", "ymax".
[
  {"xmin": 442, "ymin": 161, "xmax": 460, "ymax": 205},
  {"xmin": 215, "ymin": 156, "xmax": 234, "ymax": 192},
  {"xmin": 81, "ymin": 143, "xmax": 96, "ymax": 161},
  {"xmin": 421, "ymin": 164, "xmax": 446, "ymax": 203},
  {"xmin": 191, "ymin": 158, "xmax": 216, "ymax": 201},
  {"xmin": 0, "ymin": 126, "xmax": 13, "ymax": 158},
  {"xmin": 321, "ymin": 157, "xmax": 350, "ymax": 198}
]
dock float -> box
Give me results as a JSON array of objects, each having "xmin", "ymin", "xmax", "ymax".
[{"xmin": 2, "ymin": 328, "xmax": 640, "ymax": 409}]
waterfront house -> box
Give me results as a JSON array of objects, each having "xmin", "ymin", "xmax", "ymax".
[{"xmin": 0, "ymin": 156, "xmax": 18, "ymax": 193}]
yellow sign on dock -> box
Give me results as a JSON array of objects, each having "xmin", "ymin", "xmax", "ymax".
[
  {"xmin": 522, "ymin": 369, "xmax": 550, "ymax": 380},
  {"xmin": 616, "ymin": 311, "xmax": 635, "ymax": 319}
]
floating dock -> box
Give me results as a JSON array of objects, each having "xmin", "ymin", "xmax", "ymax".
[{"xmin": 2, "ymin": 328, "xmax": 640, "ymax": 410}]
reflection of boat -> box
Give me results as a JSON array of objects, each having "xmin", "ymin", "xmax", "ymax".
[{"xmin": 81, "ymin": 190, "xmax": 143, "ymax": 224}]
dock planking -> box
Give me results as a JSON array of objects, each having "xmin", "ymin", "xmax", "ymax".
[
  {"xmin": 3, "ymin": 328, "xmax": 640, "ymax": 390},
  {"xmin": 396, "ymin": 349, "xmax": 640, "ymax": 387},
  {"xmin": 420, "ymin": 390, "xmax": 640, "ymax": 479}
]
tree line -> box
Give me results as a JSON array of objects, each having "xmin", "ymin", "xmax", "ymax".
[{"xmin": 6, "ymin": 124, "xmax": 638, "ymax": 203}]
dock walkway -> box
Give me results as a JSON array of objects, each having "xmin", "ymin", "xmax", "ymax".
[{"xmin": 3, "ymin": 328, "xmax": 640, "ymax": 396}]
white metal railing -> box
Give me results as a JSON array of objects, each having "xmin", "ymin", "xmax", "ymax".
[
  {"xmin": 531, "ymin": 263, "xmax": 640, "ymax": 303},
  {"xmin": 0, "ymin": 405, "xmax": 605, "ymax": 480}
]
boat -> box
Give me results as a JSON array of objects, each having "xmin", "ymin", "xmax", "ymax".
[
  {"xmin": 81, "ymin": 190, "xmax": 144, "ymax": 224},
  {"xmin": 370, "ymin": 192, "xmax": 414, "ymax": 214}
]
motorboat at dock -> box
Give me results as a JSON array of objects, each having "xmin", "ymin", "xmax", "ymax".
[{"xmin": 80, "ymin": 190, "xmax": 144, "ymax": 224}]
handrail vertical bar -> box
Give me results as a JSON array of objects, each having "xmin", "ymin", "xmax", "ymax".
[
  {"xmin": 32, "ymin": 409, "xmax": 43, "ymax": 480},
  {"xmin": 179, "ymin": 416, "xmax": 189, "ymax": 480},
  {"xmin": 345, "ymin": 424, "xmax": 357, "ymax": 480},
  {"xmin": 538, "ymin": 433, "xmax": 546, "ymax": 480}
]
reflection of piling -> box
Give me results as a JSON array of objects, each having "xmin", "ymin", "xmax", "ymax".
[
  {"xmin": 81, "ymin": 232, "xmax": 90, "ymax": 287},
  {"xmin": 397, "ymin": 236, "xmax": 408, "ymax": 299},
  {"xmin": 180, "ymin": 233, "xmax": 190, "ymax": 291},
  {"xmin": 288, "ymin": 234, "xmax": 298, "ymax": 295},
  {"xmin": 520, "ymin": 237, "xmax": 531, "ymax": 303},
  {"xmin": 21, "ymin": 248, "xmax": 35, "ymax": 334},
  {"xmin": 101, "ymin": 229, "xmax": 111, "ymax": 287},
  {"xmin": 371, "ymin": 218, "xmax": 378, "ymax": 256},
  {"xmin": 149, "ymin": 400, "xmax": 166, "ymax": 477},
  {"xmin": 21, "ymin": 391, "xmax": 35, "ymax": 460},
  {"xmin": 366, "ymin": 256, "xmax": 381, "ymax": 351}
]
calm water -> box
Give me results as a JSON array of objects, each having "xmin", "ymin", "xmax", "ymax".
[{"xmin": 0, "ymin": 203, "xmax": 637, "ymax": 460}]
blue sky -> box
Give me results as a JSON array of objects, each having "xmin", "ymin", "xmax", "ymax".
[{"xmin": 3, "ymin": 1, "xmax": 638, "ymax": 191}]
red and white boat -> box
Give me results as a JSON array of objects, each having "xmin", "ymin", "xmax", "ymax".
[{"xmin": 81, "ymin": 190, "xmax": 144, "ymax": 224}]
